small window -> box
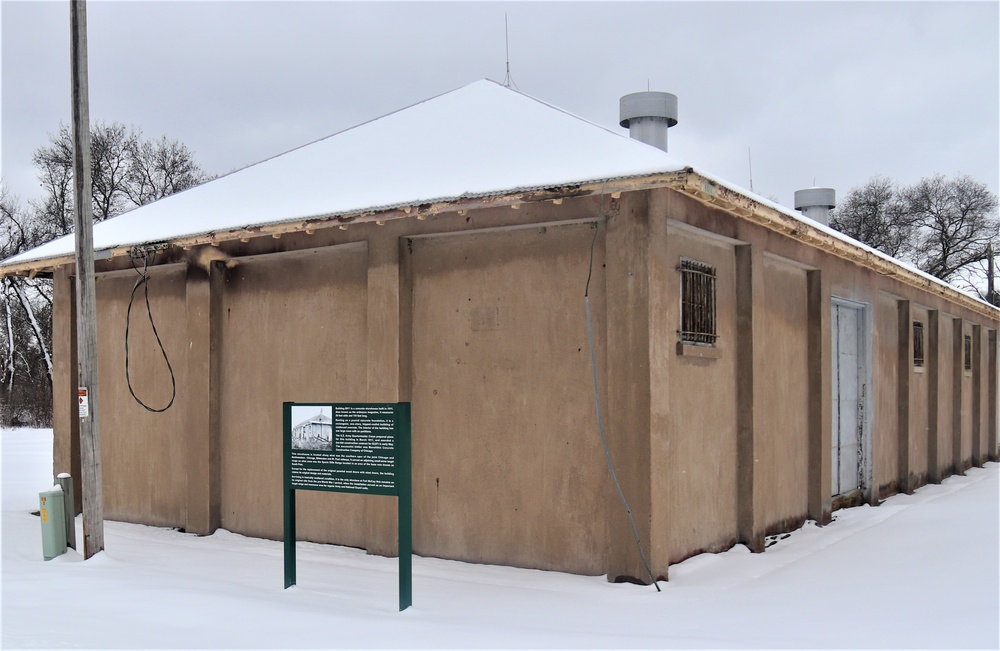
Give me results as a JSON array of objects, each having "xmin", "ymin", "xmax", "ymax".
[
  {"xmin": 964, "ymin": 335, "xmax": 972, "ymax": 371},
  {"xmin": 912, "ymin": 321, "xmax": 924, "ymax": 367},
  {"xmin": 679, "ymin": 258, "xmax": 717, "ymax": 346}
]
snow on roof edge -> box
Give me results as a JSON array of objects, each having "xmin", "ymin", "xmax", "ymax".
[
  {"xmin": 0, "ymin": 169, "xmax": 686, "ymax": 270},
  {"xmin": 687, "ymin": 165, "xmax": 999, "ymax": 313}
]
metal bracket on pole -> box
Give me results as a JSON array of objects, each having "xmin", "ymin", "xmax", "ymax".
[{"xmin": 56, "ymin": 473, "xmax": 76, "ymax": 550}]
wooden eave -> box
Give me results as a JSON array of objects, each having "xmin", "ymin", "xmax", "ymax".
[
  {"xmin": 0, "ymin": 173, "xmax": 688, "ymax": 279},
  {"xmin": 1, "ymin": 168, "xmax": 997, "ymax": 322},
  {"xmin": 675, "ymin": 170, "xmax": 1000, "ymax": 322}
]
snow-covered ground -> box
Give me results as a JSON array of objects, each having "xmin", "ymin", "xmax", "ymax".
[{"xmin": 2, "ymin": 428, "xmax": 998, "ymax": 649}]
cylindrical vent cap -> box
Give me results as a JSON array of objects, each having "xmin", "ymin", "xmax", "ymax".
[
  {"xmin": 619, "ymin": 92, "xmax": 678, "ymax": 128},
  {"xmin": 794, "ymin": 187, "xmax": 836, "ymax": 210}
]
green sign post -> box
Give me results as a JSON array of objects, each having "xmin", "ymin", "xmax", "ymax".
[{"xmin": 283, "ymin": 402, "xmax": 412, "ymax": 611}]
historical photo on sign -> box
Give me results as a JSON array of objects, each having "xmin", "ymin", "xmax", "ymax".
[{"xmin": 290, "ymin": 405, "xmax": 334, "ymax": 451}]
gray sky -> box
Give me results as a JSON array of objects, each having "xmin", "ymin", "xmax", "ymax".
[{"xmin": 2, "ymin": 1, "xmax": 998, "ymax": 214}]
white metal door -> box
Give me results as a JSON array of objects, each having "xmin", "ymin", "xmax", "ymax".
[{"xmin": 832, "ymin": 302, "xmax": 864, "ymax": 496}]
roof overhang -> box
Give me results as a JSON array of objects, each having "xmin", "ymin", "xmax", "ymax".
[{"xmin": 2, "ymin": 168, "xmax": 997, "ymax": 322}]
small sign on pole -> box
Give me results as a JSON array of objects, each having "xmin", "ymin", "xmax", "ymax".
[
  {"xmin": 283, "ymin": 402, "xmax": 412, "ymax": 611},
  {"xmin": 78, "ymin": 387, "xmax": 89, "ymax": 418}
]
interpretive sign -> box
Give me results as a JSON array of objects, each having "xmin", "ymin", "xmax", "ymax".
[
  {"xmin": 283, "ymin": 402, "xmax": 411, "ymax": 611},
  {"xmin": 289, "ymin": 404, "xmax": 400, "ymax": 494}
]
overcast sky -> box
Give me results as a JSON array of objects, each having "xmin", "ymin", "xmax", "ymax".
[{"xmin": 2, "ymin": 1, "xmax": 998, "ymax": 214}]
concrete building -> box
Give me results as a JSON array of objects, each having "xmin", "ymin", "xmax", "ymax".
[
  {"xmin": 2, "ymin": 80, "xmax": 997, "ymax": 583},
  {"xmin": 291, "ymin": 413, "xmax": 333, "ymax": 450}
]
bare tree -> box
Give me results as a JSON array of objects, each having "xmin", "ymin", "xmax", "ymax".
[
  {"xmin": 3, "ymin": 284, "xmax": 14, "ymax": 395},
  {"xmin": 8, "ymin": 278, "xmax": 52, "ymax": 385},
  {"xmin": 829, "ymin": 176, "xmax": 913, "ymax": 259},
  {"xmin": 30, "ymin": 130, "xmax": 75, "ymax": 241},
  {"xmin": 830, "ymin": 174, "xmax": 999, "ymax": 291},
  {"xmin": 1, "ymin": 187, "xmax": 33, "ymax": 260},
  {"xmin": 1, "ymin": 188, "xmax": 55, "ymax": 425},
  {"xmin": 1, "ymin": 123, "xmax": 208, "ymax": 426},
  {"xmin": 30, "ymin": 121, "xmax": 208, "ymax": 240},
  {"xmin": 0, "ymin": 275, "xmax": 53, "ymax": 427},
  {"xmin": 904, "ymin": 174, "xmax": 999, "ymax": 284},
  {"xmin": 126, "ymin": 135, "xmax": 207, "ymax": 205},
  {"xmin": 90, "ymin": 121, "xmax": 138, "ymax": 221}
]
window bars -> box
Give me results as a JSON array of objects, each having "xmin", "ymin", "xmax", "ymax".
[
  {"xmin": 679, "ymin": 258, "xmax": 717, "ymax": 345},
  {"xmin": 964, "ymin": 334, "xmax": 972, "ymax": 371},
  {"xmin": 913, "ymin": 321, "xmax": 924, "ymax": 367}
]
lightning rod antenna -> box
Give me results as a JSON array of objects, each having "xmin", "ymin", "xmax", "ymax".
[
  {"xmin": 503, "ymin": 13, "xmax": 518, "ymax": 89},
  {"xmin": 748, "ymin": 147, "xmax": 754, "ymax": 193}
]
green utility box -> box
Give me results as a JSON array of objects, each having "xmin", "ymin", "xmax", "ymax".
[{"xmin": 39, "ymin": 488, "xmax": 67, "ymax": 561}]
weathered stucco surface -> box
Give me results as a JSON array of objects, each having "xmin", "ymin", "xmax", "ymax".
[{"xmin": 48, "ymin": 186, "xmax": 999, "ymax": 582}]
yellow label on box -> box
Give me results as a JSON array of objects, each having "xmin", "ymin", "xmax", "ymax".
[{"xmin": 41, "ymin": 508, "xmax": 48, "ymax": 523}]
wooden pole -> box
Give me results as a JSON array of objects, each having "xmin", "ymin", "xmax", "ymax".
[
  {"xmin": 70, "ymin": 0, "xmax": 104, "ymax": 558},
  {"xmin": 987, "ymin": 242, "xmax": 996, "ymax": 306}
]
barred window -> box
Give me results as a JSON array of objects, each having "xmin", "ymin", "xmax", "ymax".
[
  {"xmin": 679, "ymin": 258, "xmax": 717, "ymax": 346},
  {"xmin": 964, "ymin": 335, "xmax": 972, "ymax": 371},
  {"xmin": 912, "ymin": 321, "xmax": 924, "ymax": 367}
]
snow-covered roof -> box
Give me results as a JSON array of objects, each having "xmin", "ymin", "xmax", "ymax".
[
  {"xmin": 1, "ymin": 79, "xmax": 685, "ymax": 268},
  {"xmin": 1, "ymin": 79, "xmax": 995, "ymax": 318}
]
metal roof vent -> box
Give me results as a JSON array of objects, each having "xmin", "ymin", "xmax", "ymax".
[
  {"xmin": 794, "ymin": 187, "xmax": 836, "ymax": 227},
  {"xmin": 619, "ymin": 91, "xmax": 678, "ymax": 153}
]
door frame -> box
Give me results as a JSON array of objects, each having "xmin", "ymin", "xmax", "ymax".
[{"xmin": 831, "ymin": 296, "xmax": 874, "ymax": 506}]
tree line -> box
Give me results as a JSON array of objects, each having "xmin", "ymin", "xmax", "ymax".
[
  {"xmin": 1, "ymin": 122, "xmax": 207, "ymax": 427},
  {"xmin": 829, "ymin": 174, "xmax": 999, "ymax": 303}
]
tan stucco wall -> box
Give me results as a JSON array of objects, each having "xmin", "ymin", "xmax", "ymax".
[
  {"xmin": 659, "ymin": 225, "xmax": 738, "ymax": 564},
  {"xmin": 47, "ymin": 183, "xmax": 998, "ymax": 582},
  {"xmin": 407, "ymin": 222, "xmax": 608, "ymax": 574},
  {"xmin": 94, "ymin": 265, "xmax": 189, "ymax": 527},
  {"xmin": 218, "ymin": 245, "xmax": 370, "ymax": 544},
  {"xmin": 755, "ymin": 256, "xmax": 810, "ymax": 532}
]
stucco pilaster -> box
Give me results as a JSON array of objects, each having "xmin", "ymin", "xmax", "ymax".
[
  {"xmin": 364, "ymin": 233, "xmax": 404, "ymax": 556},
  {"xmin": 971, "ymin": 324, "xmax": 983, "ymax": 466},
  {"xmin": 897, "ymin": 300, "xmax": 913, "ymax": 493},
  {"xmin": 735, "ymin": 244, "xmax": 765, "ymax": 551},
  {"xmin": 952, "ymin": 318, "xmax": 964, "ymax": 476},
  {"xmin": 807, "ymin": 269, "xmax": 832, "ymax": 524},
  {"xmin": 184, "ymin": 262, "xmax": 222, "ymax": 534},
  {"xmin": 646, "ymin": 188, "xmax": 671, "ymax": 580},
  {"xmin": 603, "ymin": 191, "xmax": 654, "ymax": 584},
  {"xmin": 927, "ymin": 310, "xmax": 941, "ymax": 483}
]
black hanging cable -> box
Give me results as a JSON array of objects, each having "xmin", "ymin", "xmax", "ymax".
[
  {"xmin": 125, "ymin": 247, "xmax": 176, "ymax": 412},
  {"xmin": 585, "ymin": 190, "xmax": 661, "ymax": 591}
]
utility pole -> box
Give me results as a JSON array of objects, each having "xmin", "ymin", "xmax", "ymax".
[
  {"xmin": 70, "ymin": 0, "xmax": 104, "ymax": 558},
  {"xmin": 986, "ymin": 242, "xmax": 997, "ymax": 306}
]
